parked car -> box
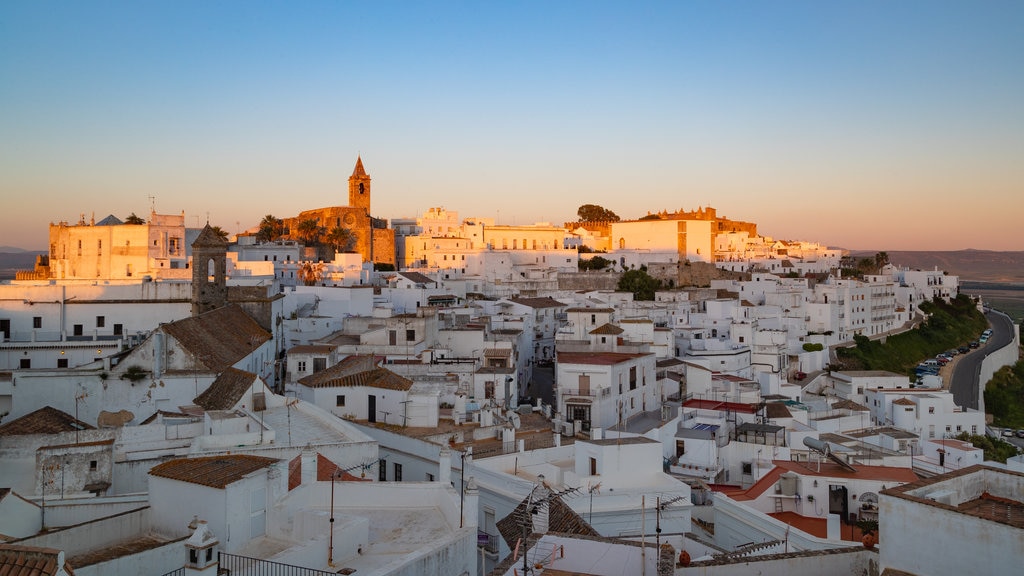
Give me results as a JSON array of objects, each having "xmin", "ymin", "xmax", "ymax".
[
  {"xmin": 969, "ymin": 341, "xmax": 980, "ymax": 349},
  {"xmin": 958, "ymin": 346, "xmax": 970, "ymax": 354},
  {"xmin": 983, "ymin": 329, "xmax": 993, "ymax": 337},
  {"xmin": 1017, "ymin": 430, "xmax": 1024, "ymax": 438},
  {"xmin": 1002, "ymin": 429, "xmax": 1016, "ymax": 437},
  {"xmin": 793, "ymin": 371, "xmax": 807, "ymax": 381}
]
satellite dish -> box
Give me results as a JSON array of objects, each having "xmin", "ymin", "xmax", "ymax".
[{"xmin": 511, "ymin": 413, "xmax": 521, "ymax": 430}]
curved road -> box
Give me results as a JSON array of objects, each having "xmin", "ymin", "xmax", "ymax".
[{"xmin": 949, "ymin": 310, "xmax": 1015, "ymax": 410}]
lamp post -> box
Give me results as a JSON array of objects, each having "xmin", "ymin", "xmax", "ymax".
[{"xmin": 328, "ymin": 469, "xmax": 340, "ymax": 566}]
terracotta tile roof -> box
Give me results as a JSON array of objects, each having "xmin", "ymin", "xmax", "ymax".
[
  {"xmin": 556, "ymin": 351, "xmax": 649, "ymax": 366},
  {"xmin": 148, "ymin": 454, "xmax": 278, "ymax": 489},
  {"xmin": 565, "ymin": 307, "xmax": 614, "ymax": 313},
  {"xmin": 765, "ymin": 402, "xmax": 792, "ymax": 419},
  {"xmin": 161, "ymin": 305, "xmax": 270, "ymax": 373},
  {"xmin": 317, "ymin": 454, "xmax": 371, "ymax": 482},
  {"xmin": 193, "ymin": 368, "xmax": 257, "ymax": 411},
  {"xmin": 508, "ymin": 296, "xmax": 566, "ymax": 309},
  {"xmin": 771, "ymin": 460, "xmax": 919, "ymax": 483},
  {"xmin": 831, "ymin": 399, "xmax": 870, "ymax": 412},
  {"xmin": 495, "ymin": 488, "xmax": 599, "ymax": 549},
  {"xmin": 892, "ymin": 398, "xmax": 915, "ymax": 406},
  {"xmin": 397, "ymin": 271, "xmax": 435, "ymax": 285},
  {"xmin": 287, "ymin": 344, "xmax": 335, "ymax": 355},
  {"xmin": 588, "ymin": 323, "xmax": 624, "ymax": 335},
  {"xmin": 298, "ymin": 354, "xmax": 411, "ymax": 391},
  {"xmin": 0, "ymin": 544, "xmax": 73, "ymax": 576},
  {"xmin": 0, "ymin": 406, "xmax": 94, "ymax": 436}
]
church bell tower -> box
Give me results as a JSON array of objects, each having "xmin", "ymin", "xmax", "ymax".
[{"xmin": 348, "ymin": 156, "xmax": 371, "ymax": 215}]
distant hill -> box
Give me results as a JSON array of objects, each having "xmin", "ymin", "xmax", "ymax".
[
  {"xmin": 851, "ymin": 250, "xmax": 1024, "ymax": 283},
  {"xmin": 0, "ymin": 250, "xmax": 46, "ymax": 280}
]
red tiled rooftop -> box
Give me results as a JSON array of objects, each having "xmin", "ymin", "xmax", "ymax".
[
  {"xmin": 149, "ymin": 454, "xmax": 278, "ymax": 489},
  {"xmin": 682, "ymin": 399, "xmax": 759, "ymax": 414},
  {"xmin": 771, "ymin": 460, "xmax": 919, "ymax": 482},
  {"xmin": 557, "ymin": 351, "xmax": 649, "ymax": 365}
]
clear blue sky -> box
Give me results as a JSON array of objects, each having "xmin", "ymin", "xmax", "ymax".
[{"xmin": 2, "ymin": 1, "xmax": 1022, "ymax": 251}]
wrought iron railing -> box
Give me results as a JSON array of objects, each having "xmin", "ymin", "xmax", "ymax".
[{"xmin": 217, "ymin": 552, "xmax": 341, "ymax": 576}]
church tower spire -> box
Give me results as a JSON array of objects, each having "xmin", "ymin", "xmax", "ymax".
[{"xmin": 348, "ymin": 156, "xmax": 371, "ymax": 215}]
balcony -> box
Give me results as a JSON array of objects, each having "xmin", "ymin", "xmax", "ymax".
[{"xmin": 478, "ymin": 531, "xmax": 500, "ymax": 554}]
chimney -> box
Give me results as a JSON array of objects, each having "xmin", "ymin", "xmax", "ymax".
[{"xmin": 439, "ymin": 446, "xmax": 452, "ymax": 486}]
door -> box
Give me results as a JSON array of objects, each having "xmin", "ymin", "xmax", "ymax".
[
  {"xmin": 829, "ymin": 485, "xmax": 849, "ymax": 523},
  {"xmin": 368, "ymin": 394, "xmax": 377, "ymax": 423}
]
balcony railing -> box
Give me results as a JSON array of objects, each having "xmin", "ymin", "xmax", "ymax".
[
  {"xmin": 478, "ymin": 531, "xmax": 500, "ymax": 553},
  {"xmin": 217, "ymin": 552, "xmax": 340, "ymax": 576}
]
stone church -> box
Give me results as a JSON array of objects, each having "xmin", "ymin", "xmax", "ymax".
[{"xmin": 281, "ymin": 157, "xmax": 396, "ymax": 267}]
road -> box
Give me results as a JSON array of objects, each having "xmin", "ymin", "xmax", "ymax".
[{"xmin": 948, "ymin": 310, "xmax": 1015, "ymax": 410}]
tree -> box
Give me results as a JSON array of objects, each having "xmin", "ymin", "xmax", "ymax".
[
  {"xmin": 324, "ymin": 226, "xmax": 356, "ymax": 253},
  {"xmin": 256, "ymin": 214, "xmax": 284, "ymax": 243},
  {"xmin": 124, "ymin": 212, "xmax": 145, "ymax": 225},
  {"xmin": 210, "ymin": 226, "xmax": 229, "ymax": 241},
  {"xmin": 296, "ymin": 218, "xmax": 323, "ymax": 247},
  {"xmin": 874, "ymin": 251, "xmax": 890, "ymax": 273},
  {"xmin": 577, "ymin": 204, "xmax": 620, "ymax": 222},
  {"xmin": 297, "ymin": 261, "xmax": 325, "ymax": 286},
  {"xmin": 579, "ymin": 256, "xmax": 611, "ymax": 271},
  {"xmin": 617, "ymin": 269, "xmax": 661, "ymax": 301}
]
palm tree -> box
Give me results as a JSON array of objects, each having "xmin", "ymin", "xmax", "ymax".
[
  {"xmin": 297, "ymin": 261, "xmax": 325, "ymax": 286},
  {"xmin": 325, "ymin": 226, "xmax": 355, "ymax": 253},
  {"xmin": 210, "ymin": 226, "xmax": 230, "ymax": 241},
  {"xmin": 874, "ymin": 251, "xmax": 890, "ymax": 273},
  {"xmin": 296, "ymin": 219, "xmax": 323, "ymax": 247},
  {"xmin": 256, "ymin": 214, "xmax": 284, "ymax": 243}
]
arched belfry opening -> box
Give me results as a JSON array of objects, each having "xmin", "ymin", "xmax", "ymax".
[{"xmin": 191, "ymin": 224, "xmax": 228, "ymax": 316}]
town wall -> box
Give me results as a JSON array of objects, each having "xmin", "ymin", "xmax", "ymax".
[{"xmin": 557, "ymin": 271, "xmax": 620, "ymax": 291}]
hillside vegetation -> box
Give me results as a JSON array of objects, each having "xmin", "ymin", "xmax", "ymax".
[
  {"xmin": 835, "ymin": 295, "xmax": 988, "ymax": 376},
  {"xmin": 985, "ymin": 361, "xmax": 1024, "ymax": 429}
]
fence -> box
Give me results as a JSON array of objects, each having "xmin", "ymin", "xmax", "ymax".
[{"xmin": 216, "ymin": 553, "xmax": 342, "ymax": 576}]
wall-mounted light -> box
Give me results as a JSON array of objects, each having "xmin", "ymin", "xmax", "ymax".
[
  {"xmin": 60, "ymin": 350, "xmax": 65, "ymax": 355},
  {"xmin": 813, "ymin": 480, "xmax": 818, "ymax": 488}
]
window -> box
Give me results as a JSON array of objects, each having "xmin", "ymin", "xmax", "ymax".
[
  {"xmin": 313, "ymin": 357, "xmax": 326, "ymax": 372},
  {"xmin": 406, "ymin": 329, "xmax": 415, "ymax": 342},
  {"xmin": 296, "ymin": 361, "xmax": 306, "ymax": 372},
  {"xmin": 73, "ymin": 324, "xmax": 83, "ymax": 336},
  {"xmin": 742, "ymin": 462, "xmax": 752, "ymax": 475},
  {"xmin": 394, "ymin": 462, "xmax": 402, "ymax": 481},
  {"xmin": 57, "ymin": 358, "xmax": 68, "ymax": 368},
  {"xmin": 336, "ymin": 395, "xmax": 346, "ymax": 407},
  {"xmin": 33, "ymin": 316, "xmax": 42, "ymax": 329},
  {"xmin": 590, "ymin": 457, "xmax": 598, "ymax": 475},
  {"xmin": 389, "ymin": 330, "xmax": 397, "ymax": 345},
  {"xmin": 379, "ymin": 460, "xmax": 387, "ymax": 481},
  {"xmin": 90, "ymin": 460, "xmax": 97, "ymax": 470},
  {"xmin": 426, "ymin": 473, "xmax": 434, "ymax": 482},
  {"xmin": 113, "ymin": 323, "xmax": 123, "ymax": 336},
  {"xmin": 928, "ymin": 406, "xmax": 935, "ymax": 414},
  {"xmin": 96, "ymin": 316, "xmax": 105, "ymax": 328},
  {"xmin": 629, "ymin": 367, "xmax": 637, "ymax": 390},
  {"xmin": 20, "ymin": 358, "xmax": 30, "ymax": 369}
]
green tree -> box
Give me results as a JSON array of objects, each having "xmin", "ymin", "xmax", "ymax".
[
  {"xmin": 324, "ymin": 226, "xmax": 355, "ymax": 253},
  {"xmin": 124, "ymin": 212, "xmax": 145, "ymax": 225},
  {"xmin": 296, "ymin": 219, "xmax": 323, "ymax": 247},
  {"xmin": 617, "ymin": 269, "xmax": 661, "ymax": 300},
  {"xmin": 579, "ymin": 256, "xmax": 611, "ymax": 271},
  {"xmin": 256, "ymin": 214, "xmax": 284, "ymax": 243},
  {"xmin": 874, "ymin": 251, "xmax": 890, "ymax": 273},
  {"xmin": 577, "ymin": 204, "xmax": 620, "ymax": 222}
]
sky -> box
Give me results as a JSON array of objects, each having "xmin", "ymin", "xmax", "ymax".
[{"xmin": 1, "ymin": 1, "xmax": 1022, "ymax": 252}]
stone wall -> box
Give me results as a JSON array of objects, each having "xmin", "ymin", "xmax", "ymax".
[{"xmin": 557, "ymin": 271, "xmax": 621, "ymax": 291}]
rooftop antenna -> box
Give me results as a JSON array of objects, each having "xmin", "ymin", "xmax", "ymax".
[{"xmin": 148, "ymin": 195, "xmax": 156, "ymax": 214}]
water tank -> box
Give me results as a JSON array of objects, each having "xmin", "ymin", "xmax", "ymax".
[
  {"xmin": 779, "ymin": 472, "xmax": 798, "ymax": 496},
  {"xmin": 803, "ymin": 436, "xmax": 831, "ymax": 455}
]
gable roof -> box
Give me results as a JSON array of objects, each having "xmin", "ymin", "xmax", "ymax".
[
  {"xmin": 298, "ymin": 354, "xmax": 412, "ymax": 391},
  {"xmin": 0, "ymin": 545, "xmax": 73, "ymax": 576},
  {"xmin": 149, "ymin": 455, "xmax": 278, "ymax": 489},
  {"xmin": 0, "ymin": 406, "xmax": 94, "ymax": 436},
  {"xmin": 161, "ymin": 305, "xmax": 270, "ymax": 373},
  {"xmin": 508, "ymin": 296, "xmax": 565, "ymax": 309},
  {"xmin": 589, "ymin": 323, "xmax": 624, "ymax": 335},
  {"xmin": 556, "ymin": 351, "xmax": 649, "ymax": 366},
  {"xmin": 193, "ymin": 368, "xmax": 257, "ymax": 411}
]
